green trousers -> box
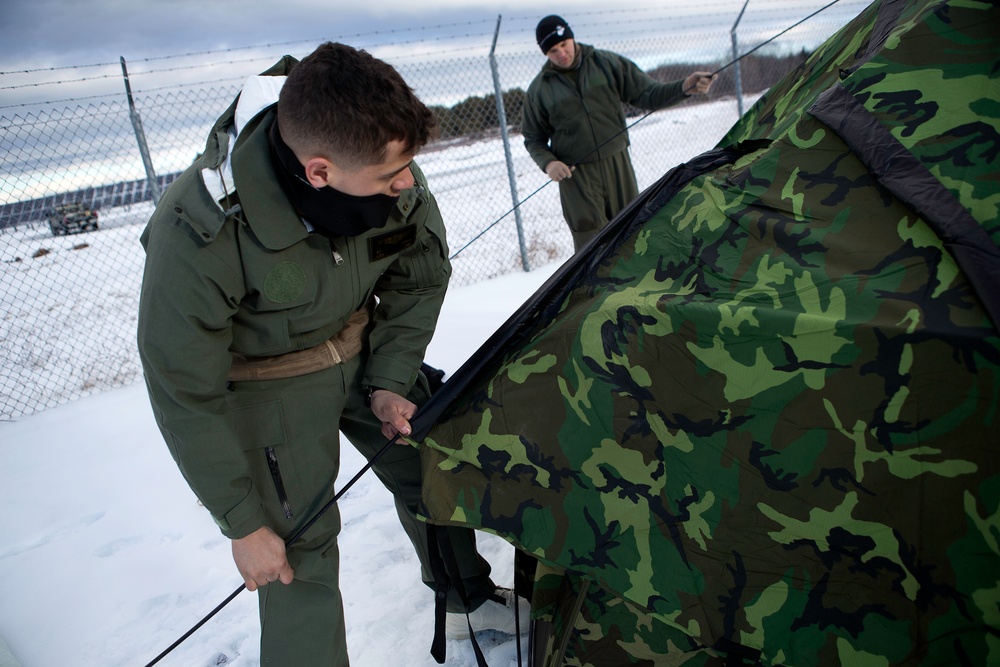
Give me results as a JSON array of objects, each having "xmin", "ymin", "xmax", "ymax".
[
  {"xmin": 557, "ymin": 149, "xmax": 639, "ymax": 252},
  {"xmin": 228, "ymin": 355, "xmax": 493, "ymax": 666}
]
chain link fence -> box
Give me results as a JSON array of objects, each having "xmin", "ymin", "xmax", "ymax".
[{"xmin": 0, "ymin": 1, "xmax": 869, "ymax": 420}]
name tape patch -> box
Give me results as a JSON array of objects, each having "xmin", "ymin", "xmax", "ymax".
[{"xmin": 369, "ymin": 224, "xmax": 417, "ymax": 262}]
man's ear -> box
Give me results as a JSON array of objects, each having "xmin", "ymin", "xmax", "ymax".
[{"xmin": 303, "ymin": 157, "xmax": 333, "ymax": 188}]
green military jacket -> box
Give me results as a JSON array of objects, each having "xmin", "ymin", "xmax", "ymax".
[
  {"xmin": 522, "ymin": 43, "xmax": 687, "ymax": 171},
  {"xmin": 137, "ymin": 58, "xmax": 450, "ymax": 539}
]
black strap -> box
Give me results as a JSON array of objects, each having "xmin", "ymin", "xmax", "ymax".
[
  {"xmin": 426, "ymin": 524, "xmax": 489, "ymax": 667},
  {"xmin": 809, "ymin": 84, "xmax": 1000, "ymax": 332},
  {"xmin": 426, "ymin": 523, "xmax": 451, "ymax": 664}
]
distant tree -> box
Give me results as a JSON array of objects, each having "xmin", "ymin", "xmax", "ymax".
[
  {"xmin": 425, "ymin": 52, "xmax": 810, "ymax": 145},
  {"xmin": 429, "ymin": 105, "xmax": 463, "ymax": 140},
  {"xmin": 503, "ymin": 88, "xmax": 526, "ymax": 133},
  {"xmin": 428, "ymin": 88, "xmax": 527, "ymax": 143},
  {"xmin": 646, "ymin": 49, "xmax": 811, "ymax": 102}
]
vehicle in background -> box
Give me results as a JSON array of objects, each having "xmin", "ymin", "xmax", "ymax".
[{"xmin": 47, "ymin": 203, "xmax": 99, "ymax": 236}]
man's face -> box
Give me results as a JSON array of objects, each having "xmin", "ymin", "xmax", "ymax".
[
  {"xmin": 546, "ymin": 38, "xmax": 576, "ymax": 68},
  {"xmin": 327, "ymin": 139, "xmax": 416, "ymax": 198}
]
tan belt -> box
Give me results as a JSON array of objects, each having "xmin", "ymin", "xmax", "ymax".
[{"xmin": 228, "ymin": 298, "xmax": 374, "ymax": 382}]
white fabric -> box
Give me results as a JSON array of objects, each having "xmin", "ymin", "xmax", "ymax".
[{"xmin": 201, "ymin": 75, "xmax": 286, "ymax": 207}]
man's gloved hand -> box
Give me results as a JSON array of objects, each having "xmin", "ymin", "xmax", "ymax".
[
  {"xmin": 683, "ymin": 71, "xmax": 717, "ymax": 96},
  {"xmin": 369, "ymin": 389, "xmax": 418, "ymax": 443},
  {"xmin": 232, "ymin": 526, "xmax": 295, "ymax": 591},
  {"xmin": 545, "ymin": 160, "xmax": 575, "ymax": 182}
]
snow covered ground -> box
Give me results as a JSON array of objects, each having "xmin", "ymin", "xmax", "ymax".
[
  {"xmin": 0, "ymin": 94, "xmax": 758, "ymax": 666},
  {"xmin": 0, "ymin": 264, "xmax": 559, "ymax": 667}
]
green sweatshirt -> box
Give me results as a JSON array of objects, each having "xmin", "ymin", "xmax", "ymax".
[{"xmin": 522, "ymin": 42, "xmax": 688, "ymax": 170}]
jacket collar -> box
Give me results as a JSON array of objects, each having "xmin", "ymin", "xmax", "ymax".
[
  {"xmin": 182, "ymin": 56, "xmax": 421, "ymax": 251},
  {"xmin": 187, "ymin": 57, "xmax": 307, "ymax": 250},
  {"xmin": 230, "ymin": 107, "xmax": 312, "ymax": 250}
]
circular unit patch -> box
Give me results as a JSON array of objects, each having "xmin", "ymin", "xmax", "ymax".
[{"xmin": 263, "ymin": 261, "xmax": 307, "ymax": 303}]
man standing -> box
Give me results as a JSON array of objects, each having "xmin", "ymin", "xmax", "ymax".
[
  {"xmin": 137, "ymin": 42, "xmax": 525, "ymax": 665},
  {"xmin": 523, "ymin": 15, "xmax": 716, "ymax": 251}
]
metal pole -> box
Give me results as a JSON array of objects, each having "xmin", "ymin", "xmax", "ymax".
[
  {"xmin": 731, "ymin": 0, "xmax": 751, "ymax": 118},
  {"xmin": 120, "ymin": 57, "xmax": 162, "ymax": 206},
  {"xmin": 489, "ymin": 15, "xmax": 530, "ymax": 272}
]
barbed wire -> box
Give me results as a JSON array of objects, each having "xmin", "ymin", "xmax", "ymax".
[
  {"xmin": 1, "ymin": 4, "xmax": 787, "ymax": 77},
  {"xmin": 1, "ymin": 71, "xmax": 125, "ymax": 91},
  {"xmin": 0, "ymin": 18, "xmax": 500, "ymax": 77},
  {"xmin": 0, "ymin": 31, "xmax": 502, "ymax": 91},
  {"xmin": 0, "ymin": 0, "xmax": 863, "ymax": 109}
]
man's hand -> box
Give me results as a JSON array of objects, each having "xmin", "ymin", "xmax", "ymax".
[
  {"xmin": 232, "ymin": 526, "xmax": 295, "ymax": 591},
  {"xmin": 545, "ymin": 160, "xmax": 575, "ymax": 182},
  {"xmin": 683, "ymin": 71, "xmax": 716, "ymax": 96},
  {"xmin": 369, "ymin": 389, "xmax": 418, "ymax": 443}
]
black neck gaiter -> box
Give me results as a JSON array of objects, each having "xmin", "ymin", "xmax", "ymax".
[{"xmin": 268, "ymin": 117, "xmax": 397, "ymax": 238}]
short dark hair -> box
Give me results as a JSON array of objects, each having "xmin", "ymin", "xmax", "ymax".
[{"xmin": 277, "ymin": 42, "xmax": 437, "ymax": 169}]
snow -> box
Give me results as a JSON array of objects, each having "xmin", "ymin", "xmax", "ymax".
[
  {"xmin": 0, "ymin": 264, "xmax": 557, "ymax": 667},
  {"xmin": 0, "ymin": 95, "xmax": 757, "ymax": 667}
]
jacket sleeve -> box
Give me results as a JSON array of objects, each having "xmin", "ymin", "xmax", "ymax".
[
  {"xmin": 363, "ymin": 166, "xmax": 453, "ymax": 396},
  {"xmin": 522, "ymin": 81, "xmax": 560, "ymax": 172},
  {"xmin": 611, "ymin": 52, "xmax": 687, "ymax": 112},
  {"xmin": 137, "ymin": 212, "xmax": 267, "ymax": 540}
]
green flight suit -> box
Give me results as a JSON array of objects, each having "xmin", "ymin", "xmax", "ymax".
[
  {"xmin": 522, "ymin": 43, "xmax": 689, "ymax": 251},
  {"xmin": 137, "ymin": 57, "xmax": 492, "ymax": 666}
]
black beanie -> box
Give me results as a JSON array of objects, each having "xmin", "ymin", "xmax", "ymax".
[{"xmin": 536, "ymin": 15, "xmax": 574, "ymax": 54}]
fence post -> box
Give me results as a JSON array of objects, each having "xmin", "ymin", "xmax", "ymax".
[
  {"xmin": 489, "ymin": 15, "xmax": 530, "ymax": 272},
  {"xmin": 730, "ymin": 0, "xmax": 750, "ymax": 118},
  {"xmin": 120, "ymin": 57, "xmax": 163, "ymax": 207}
]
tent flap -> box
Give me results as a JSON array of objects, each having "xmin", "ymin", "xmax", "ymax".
[{"xmin": 417, "ymin": 0, "xmax": 1000, "ymax": 664}]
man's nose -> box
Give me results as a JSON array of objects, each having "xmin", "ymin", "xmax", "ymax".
[{"xmin": 391, "ymin": 167, "xmax": 415, "ymax": 194}]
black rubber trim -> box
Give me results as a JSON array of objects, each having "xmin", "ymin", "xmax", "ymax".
[{"xmin": 809, "ymin": 84, "xmax": 1000, "ymax": 331}]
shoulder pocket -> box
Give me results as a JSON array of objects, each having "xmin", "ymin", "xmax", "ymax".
[{"xmin": 410, "ymin": 217, "xmax": 451, "ymax": 289}]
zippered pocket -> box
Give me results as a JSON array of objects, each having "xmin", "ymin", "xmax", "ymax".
[
  {"xmin": 264, "ymin": 446, "xmax": 294, "ymax": 520},
  {"xmin": 228, "ymin": 398, "xmax": 297, "ymax": 522}
]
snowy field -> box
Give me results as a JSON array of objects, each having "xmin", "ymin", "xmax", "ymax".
[{"xmin": 0, "ymin": 94, "xmax": 757, "ymax": 666}]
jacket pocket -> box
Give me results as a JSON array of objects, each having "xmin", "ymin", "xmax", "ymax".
[{"xmin": 231, "ymin": 399, "xmax": 296, "ymax": 520}]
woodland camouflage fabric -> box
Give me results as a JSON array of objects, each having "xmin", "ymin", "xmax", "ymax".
[{"xmin": 417, "ymin": 0, "xmax": 1000, "ymax": 664}]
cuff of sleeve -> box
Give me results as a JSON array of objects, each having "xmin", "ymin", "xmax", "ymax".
[
  {"xmin": 364, "ymin": 353, "xmax": 419, "ymax": 397},
  {"xmin": 212, "ymin": 491, "xmax": 266, "ymax": 540}
]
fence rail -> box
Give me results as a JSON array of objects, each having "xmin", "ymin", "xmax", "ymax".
[{"xmin": 0, "ymin": 1, "xmax": 868, "ymax": 420}]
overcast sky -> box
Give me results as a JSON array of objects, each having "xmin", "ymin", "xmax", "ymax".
[
  {"xmin": 1, "ymin": 0, "xmax": 868, "ymax": 112},
  {"xmin": 2, "ymin": 0, "xmax": 867, "ymax": 66},
  {"xmin": 0, "ymin": 0, "xmax": 696, "ymax": 70}
]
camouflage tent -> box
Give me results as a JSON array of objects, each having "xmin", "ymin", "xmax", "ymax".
[{"xmin": 412, "ymin": 0, "xmax": 1000, "ymax": 664}]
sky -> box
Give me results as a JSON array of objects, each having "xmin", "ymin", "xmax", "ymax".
[
  {"xmin": 0, "ymin": 0, "xmax": 866, "ymax": 71},
  {"xmin": 0, "ymin": 0, "xmax": 696, "ymax": 68}
]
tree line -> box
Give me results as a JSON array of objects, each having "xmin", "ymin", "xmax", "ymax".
[{"xmin": 426, "ymin": 51, "xmax": 810, "ymax": 143}]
